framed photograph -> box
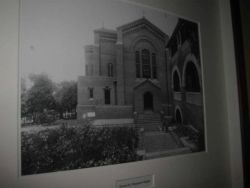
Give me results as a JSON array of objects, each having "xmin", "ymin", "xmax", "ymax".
[{"xmin": 20, "ymin": 0, "xmax": 206, "ymax": 176}]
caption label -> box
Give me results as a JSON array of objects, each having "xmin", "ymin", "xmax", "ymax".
[{"xmin": 116, "ymin": 175, "xmax": 154, "ymax": 188}]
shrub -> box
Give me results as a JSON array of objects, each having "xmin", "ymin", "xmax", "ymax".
[
  {"xmin": 173, "ymin": 125, "xmax": 205, "ymax": 151},
  {"xmin": 21, "ymin": 124, "xmax": 140, "ymax": 175}
]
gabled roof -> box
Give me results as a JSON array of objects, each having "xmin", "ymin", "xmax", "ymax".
[
  {"xmin": 134, "ymin": 79, "xmax": 161, "ymax": 90},
  {"xmin": 117, "ymin": 17, "xmax": 168, "ymax": 40},
  {"xmin": 166, "ymin": 18, "xmax": 198, "ymax": 48}
]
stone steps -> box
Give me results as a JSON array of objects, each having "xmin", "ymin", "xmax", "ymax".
[
  {"xmin": 144, "ymin": 147, "xmax": 191, "ymax": 159},
  {"xmin": 137, "ymin": 116, "xmax": 161, "ymax": 120},
  {"xmin": 137, "ymin": 121, "xmax": 161, "ymax": 124},
  {"xmin": 137, "ymin": 119, "xmax": 161, "ymax": 122},
  {"xmin": 135, "ymin": 113, "xmax": 192, "ymax": 159},
  {"xmin": 137, "ymin": 131, "xmax": 191, "ymax": 159},
  {"xmin": 144, "ymin": 132, "xmax": 179, "ymax": 153},
  {"xmin": 136, "ymin": 112, "xmax": 162, "ymax": 132},
  {"xmin": 137, "ymin": 124, "xmax": 160, "ymax": 131}
]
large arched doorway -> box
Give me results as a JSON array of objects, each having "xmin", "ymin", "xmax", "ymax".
[
  {"xmin": 185, "ymin": 61, "xmax": 200, "ymax": 92},
  {"xmin": 144, "ymin": 92, "xmax": 153, "ymax": 111}
]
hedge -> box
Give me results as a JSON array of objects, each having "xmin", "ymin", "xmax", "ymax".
[{"xmin": 21, "ymin": 124, "xmax": 140, "ymax": 175}]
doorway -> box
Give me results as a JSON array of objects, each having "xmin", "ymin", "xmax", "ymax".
[
  {"xmin": 144, "ymin": 92, "xmax": 153, "ymax": 111},
  {"xmin": 104, "ymin": 88, "xmax": 111, "ymax": 105}
]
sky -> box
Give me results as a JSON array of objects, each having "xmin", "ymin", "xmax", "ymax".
[{"xmin": 20, "ymin": 0, "xmax": 179, "ymax": 85}]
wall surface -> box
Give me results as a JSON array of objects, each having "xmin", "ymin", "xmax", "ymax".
[
  {"xmin": 218, "ymin": 0, "xmax": 244, "ymax": 187},
  {"xmin": 0, "ymin": 0, "xmax": 243, "ymax": 187},
  {"xmin": 240, "ymin": 0, "xmax": 250, "ymax": 111}
]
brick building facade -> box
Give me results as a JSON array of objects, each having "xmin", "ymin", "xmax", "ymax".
[
  {"xmin": 77, "ymin": 17, "xmax": 204, "ymax": 134},
  {"xmin": 166, "ymin": 18, "xmax": 204, "ymax": 132},
  {"xmin": 77, "ymin": 18, "xmax": 169, "ymax": 120}
]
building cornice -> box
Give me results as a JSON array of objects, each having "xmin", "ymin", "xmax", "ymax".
[{"xmin": 117, "ymin": 17, "xmax": 168, "ymax": 41}]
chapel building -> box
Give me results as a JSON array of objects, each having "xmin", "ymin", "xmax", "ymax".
[
  {"xmin": 77, "ymin": 17, "xmax": 204, "ymax": 135},
  {"xmin": 77, "ymin": 18, "xmax": 170, "ymax": 120}
]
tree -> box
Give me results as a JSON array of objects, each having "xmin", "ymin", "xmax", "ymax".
[
  {"xmin": 26, "ymin": 73, "xmax": 56, "ymax": 123},
  {"xmin": 54, "ymin": 81, "xmax": 77, "ymax": 119}
]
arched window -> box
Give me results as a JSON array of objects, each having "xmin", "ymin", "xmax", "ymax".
[
  {"xmin": 152, "ymin": 53, "xmax": 157, "ymax": 79},
  {"xmin": 135, "ymin": 51, "xmax": 141, "ymax": 78},
  {"xmin": 173, "ymin": 71, "xmax": 180, "ymax": 91},
  {"xmin": 88, "ymin": 87, "xmax": 94, "ymax": 99},
  {"xmin": 135, "ymin": 51, "xmax": 140, "ymax": 78},
  {"xmin": 108, "ymin": 63, "xmax": 113, "ymax": 77},
  {"xmin": 185, "ymin": 62, "xmax": 200, "ymax": 92},
  {"xmin": 142, "ymin": 49, "xmax": 150, "ymax": 78},
  {"xmin": 135, "ymin": 49, "xmax": 157, "ymax": 79}
]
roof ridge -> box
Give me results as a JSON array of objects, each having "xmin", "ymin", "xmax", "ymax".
[{"xmin": 134, "ymin": 79, "xmax": 161, "ymax": 90}]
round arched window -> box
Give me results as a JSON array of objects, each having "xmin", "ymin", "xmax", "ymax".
[
  {"xmin": 142, "ymin": 49, "xmax": 151, "ymax": 78},
  {"xmin": 135, "ymin": 49, "xmax": 157, "ymax": 79},
  {"xmin": 108, "ymin": 63, "xmax": 113, "ymax": 77}
]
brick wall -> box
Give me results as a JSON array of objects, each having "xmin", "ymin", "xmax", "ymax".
[
  {"xmin": 78, "ymin": 76, "xmax": 115, "ymax": 105},
  {"xmin": 77, "ymin": 105, "xmax": 96, "ymax": 121},
  {"xmin": 77, "ymin": 105, "xmax": 133, "ymax": 120},
  {"xmin": 121, "ymin": 26, "xmax": 167, "ymax": 105},
  {"xmin": 96, "ymin": 105, "xmax": 133, "ymax": 119},
  {"xmin": 182, "ymin": 103, "xmax": 204, "ymax": 131},
  {"xmin": 172, "ymin": 95, "xmax": 204, "ymax": 132}
]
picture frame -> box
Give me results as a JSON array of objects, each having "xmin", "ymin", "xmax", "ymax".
[
  {"xmin": 230, "ymin": 0, "xmax": 250, "ymax": 187},
  {"xmin": 0, "ymin": 0, "xmax": 242, "ymax": 187}
]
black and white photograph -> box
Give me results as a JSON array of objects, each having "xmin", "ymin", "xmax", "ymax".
[{"xmin": 20, "ymin": 0, "xmax": 206, "ymax": 175}]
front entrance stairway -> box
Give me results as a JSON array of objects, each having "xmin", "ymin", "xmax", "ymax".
[
  {"xmin": 136, "ymin": 112, "xmax": 191, "ymax": 159},
  {"xmin": 144, "ymin": 132, "xmax": 178, "ymax": 152},
  {"xmin": 136, "ymin": 112, "xmax": 161, "ymax": 131}
]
